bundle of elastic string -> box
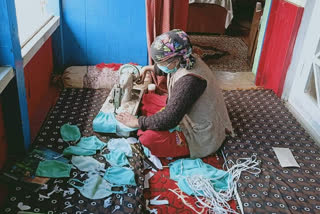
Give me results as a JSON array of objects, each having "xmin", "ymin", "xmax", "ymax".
[{"xmin": 171, "ymin": 155, "xmax": 261, "ymax": 214}]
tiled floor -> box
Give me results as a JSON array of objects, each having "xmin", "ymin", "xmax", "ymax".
[{"xmin": 215, "ymin": 70, "xmax": 260, "ymax": 90}]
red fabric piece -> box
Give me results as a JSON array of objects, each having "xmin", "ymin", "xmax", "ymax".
[
  {"xmin": 96, "ymin": 63, "xmax": 123, "ymax": 71},
  {"xmin": 140, "ymin": 93, "xmax": 167, "ymax": 116},
  {"xmin": 255, "ymin": 1, "xmax": 304, "ymax": 97},
  {"xmin": 144, "ymin": 155, "xmax": 237, "ymax": 213},
  {"xmin": 145, "ymin": 0, "xmax": 189, "ymax": 64},
  {"xmin": 138, "ymin": 93, "xmax": 189, "ymax": 157},
  {"xmin": 96, "ymin": 62, "xmax": 139, "ymax": 71}
]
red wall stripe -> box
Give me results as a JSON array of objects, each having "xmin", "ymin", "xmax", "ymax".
[
  {"xmin": 24, "ymin": 37, "xmax": 59, "ymax": 142},
  {"xmin": 256, "ymin": 0, "xmax": 304, "ymax": 97}
]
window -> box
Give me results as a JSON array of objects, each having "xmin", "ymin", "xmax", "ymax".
[{"xmin": 15, "ymin": 0, "xmax": 53, "ymax": 47}]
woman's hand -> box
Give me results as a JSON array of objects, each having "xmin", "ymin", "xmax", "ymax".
[{"xmin": 116, "ymin": 112, "xmax": 139, "ymax": 128}]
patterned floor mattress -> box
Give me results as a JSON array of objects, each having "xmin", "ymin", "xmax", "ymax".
[
  {"xmin": 222, "ymin": 90, "xmax": 320, "ymax": 214},
  {"xmin": 1, "ymin": 88, "xmax": 146, "ymax": 214}
]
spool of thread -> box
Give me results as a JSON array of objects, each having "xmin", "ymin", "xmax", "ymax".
[{"xmin": 148, "ymin": 84, "xmax": 156, "ymax": 94}]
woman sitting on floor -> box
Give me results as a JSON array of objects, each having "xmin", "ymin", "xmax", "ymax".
[{"xmin": 117, "ymin": 29, "xmax": 233, "ymax": 158}]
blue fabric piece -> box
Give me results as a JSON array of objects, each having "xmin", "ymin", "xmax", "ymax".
[
  {"xmin": 77, "ymin": 136, "xmax": 107, "ymax": 151},
  {"xmin": 103, "ymin": 150, "xmax": 129, "ymax": 167},
  {"xmin": 69, "ymin": 172, "xmax": 126, "ymax": 200},
  {"xmin": 93, "ymin": 111, "xmax": 117, "ymax": 133},
  {"xmin": 142, "ymin": 145, "xmax": 151, "ymax": 157},
  {"xmin": 36, "ymin": 160, "xmax": 72, "ymax": 178},
  {"xmin": 71, "ymin": 156, "xmax": 105, "ymax": 172},
  {"xmin": 107, "ymin": 138, "xmax": 133, "ymax": 157},
  {"xmin": 60, "ymin": 124, "xmax": 81, "ymax": 142},
  {"xmin": 158, "ymin": 65, "xmax": 178, "ymax": 74},
  {"xmin": 169, "ymin": 158, "xmax": 231, "ymax": 196},
  {"xmin": 103, "ymin": 166, "xmax": 136, "ymax": 186},
  {"xmin": 169, "ymin": 125, "xmax": 182, "ymax": 133},
  {"xmin": 93, "ymin": 112, "xmax": 138, "ymax": 137}
]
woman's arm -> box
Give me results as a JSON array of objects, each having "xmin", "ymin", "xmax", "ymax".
[{"xmin": 138, "ymin": 75, "xmax": 207, "ymax": 131}]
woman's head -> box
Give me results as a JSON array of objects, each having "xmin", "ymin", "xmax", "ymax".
[{"xmin": 150, "ymin": 29, "xmax": 195, "ymax": 72}]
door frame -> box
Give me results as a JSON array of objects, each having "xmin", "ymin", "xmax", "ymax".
[{"xmin": 286, "ymin": 0, "xmax": 320, "ymax": 144}]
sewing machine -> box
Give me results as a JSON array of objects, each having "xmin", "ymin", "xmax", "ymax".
[{"xmin": 100, "ymin": 64, "xmax": 150, "ymax": 115}]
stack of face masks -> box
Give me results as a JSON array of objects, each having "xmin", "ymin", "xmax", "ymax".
[
  {"xmin": 63, "ymin": 136, "xmax": 107, "ymax": 156},
  {"xmin": 169, "ymin": 158, "xmax": 231, "ymax": 196},
  {"xmin": 93, "ymin": 112, "xmax": 138, "ymax": 137}
]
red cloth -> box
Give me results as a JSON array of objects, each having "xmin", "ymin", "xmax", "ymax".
[
  {"xmin": 138, "ymin": 93, "xmax": 189, "ymax": 157},
  {"xmin": 95, "ymin": 62, "xmax": 138, "ymax": 71},
  {"xmin": 144, "ymin": 155, "xmax": 237, "ymax": 213},
  {"xmin": 145, "ymin": 0, "xmax": 189, "ymax": 64}
]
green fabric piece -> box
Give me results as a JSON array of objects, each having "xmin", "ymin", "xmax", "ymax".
[
  {"xmin": 36, "ymin": 160, "xmax": 72, "ymax": 178},
  {"xmin": 169, "ymin": 158, "xmax": 231, "ymax": 196},
  {"xmin": 60, "ymin": 124, "xmax": 81, "ymax": 142}
]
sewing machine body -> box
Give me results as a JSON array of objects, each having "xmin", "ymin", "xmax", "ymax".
[{"xmin": 102, "ymin": 64, "xmax": 150, "ymax": 115}]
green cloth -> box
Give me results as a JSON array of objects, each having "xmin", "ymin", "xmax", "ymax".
[
  {"xmin": 36, "ymin": 160, "xmax": 72, "ymax": 178},
  {"xmin": 60, "ymin": 124, "xmax": 81, "ymax": 142}
]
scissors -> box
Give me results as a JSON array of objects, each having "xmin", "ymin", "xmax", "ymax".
[{"xmin": 131, "ymin": 144, "xmax": 159, "ymax": 171}]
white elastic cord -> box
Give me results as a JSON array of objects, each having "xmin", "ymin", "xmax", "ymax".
[
  {"xmin": 168, "ymin": 188, "xmax": 204, "ymax": 214},
  {"xmin": 185, "ymin": 155, "xmax": 261, "ymax": 214}
]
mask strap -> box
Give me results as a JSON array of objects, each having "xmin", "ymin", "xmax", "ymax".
[
  {"xmin": 110, "ymin": 184, "xmax": 128, "ymax": 194},
  {"xmin": 68, "ymin": 179, "xmax": 84, "ymax": 190}
]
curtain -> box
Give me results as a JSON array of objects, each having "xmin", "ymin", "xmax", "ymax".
[{"xmin": 145, "ymin": 0, "xmax": 189, "ymax": 64}]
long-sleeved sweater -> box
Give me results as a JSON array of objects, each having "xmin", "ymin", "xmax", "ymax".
[{"xmin": 138, "ymin": 69, "xmax": 207, "ymax": 131}]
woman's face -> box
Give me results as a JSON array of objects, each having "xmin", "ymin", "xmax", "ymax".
[{"xmin": 158, "ymin": 58, "xmax": 180, "ymax": 70}]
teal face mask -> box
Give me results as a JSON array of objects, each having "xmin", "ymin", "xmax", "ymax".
[
  {"xmin": 103, "ymin": 166, "xmax": 136, "ymax": 186},
  {"xmin": 93, "ymin": 112, "xmax": 138, "ymax": 137},
  {"xmin": 169, "ymin": 158, "xmax": 231, "ymax": 196},
  {"xmin": 63, "ymin": 136, "xmax": 107, "ymax": 156},
  {"xmin": 157, "ymin": 65, "xmax": 178, "ymax": 74},
  {"xmin": 69, "ymin": 172, "xmax": 126, "ymax": 200},
  {"xmin": 77, "ymin": 136, "xmax": 107, "ymax": 151},
  {"xmin": 103, "ymin": 150, "xmax": 129, "ymax": 167},
  {"xmin": 107, "ymin": 138, "xmax": 133, "ymax": 157},
  {"xmin": 71, "ymin": 156, "xmax": 105, "ymax": 172},
  {"xmin": 60, "ymin": 124, "xmax": 81, "ymax": 142},
  {"xmin": 63, "ymin": 146, "xmax": 96, "ymax": 156},
  {"xmin": 36, "ymin": 160, "xmax": 72, "ymax": 178}
]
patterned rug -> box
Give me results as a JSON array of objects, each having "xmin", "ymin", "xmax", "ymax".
[
  {"xmin": 190, "ymin": 35, "xmax": 251, "ymax": 72},
  {"xmin": 1, "ymin": 89, "xmax": 146, "ymax": 214},
  {"xmin": 222, "ymin": 89, "xmax": 320, "ymax": 214}
]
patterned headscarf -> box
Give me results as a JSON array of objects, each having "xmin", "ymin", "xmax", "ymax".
[{"xmin": 150, "ymin": 29, "xmax": 195, "ymax": 70}]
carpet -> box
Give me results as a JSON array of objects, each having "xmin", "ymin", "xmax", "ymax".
[
  {"xmin": 222, "ymin": 89, "xmax": 320, "ymax": 214},
  {"xmin": 1, "ymin": 89, "xmax": 146, "ymax": 214},
  {"xmin": 190, "ymin": 35, "xmax": 251, "ymax": 72}
]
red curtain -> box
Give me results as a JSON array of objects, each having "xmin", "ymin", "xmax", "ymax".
[{"xmin": 145, "ymin": 0, "xmax": 189, "ymax": 64}]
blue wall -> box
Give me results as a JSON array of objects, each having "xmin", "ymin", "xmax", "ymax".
[{"xmin": 61, "ymin": 0, "xmax": 148, "ymax": 67}]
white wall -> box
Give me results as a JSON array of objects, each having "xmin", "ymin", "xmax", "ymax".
[{"xmin": 286, "ymin": 0, "xmax": 306, "ymax": 7}]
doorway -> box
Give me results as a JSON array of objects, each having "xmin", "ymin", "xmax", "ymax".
[{"xmin": 288, "ymin": 0, "xmax": 320, "ymax": 143}]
